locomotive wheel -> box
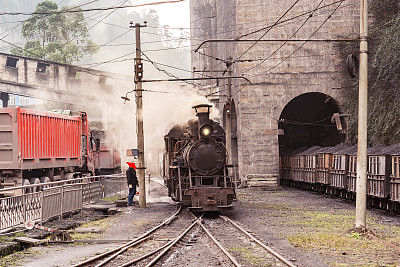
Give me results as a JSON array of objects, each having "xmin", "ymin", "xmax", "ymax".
[
  {"xmin": 22, "ymin": 179, "xmax": 32, "ymax": 194},
  {"xmin": 29, "ymin": 177, "xmax": 41, "ymax": 192},
  {"xmin": 64, "ymin": 173, "xmax": 75, "ymax": 184},
  {"xmin": 40, "ymin": 176, "xmax": 51, "ymax": 189},
  {"xmin": 386, "ymin": 201, "xmax": 393, "ymax": 212}
]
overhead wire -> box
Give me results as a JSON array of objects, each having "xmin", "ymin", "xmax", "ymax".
[
  {"xmin": 235, "ymin": 0, "xmax": 345, "ymax": 40},
  {"xmin": 233, "ymin": 0, "xmax": 301, "ymax": 63},
  {"xmin": 0, "ymin": 0, "xmax": 185, "ymax": 16},
  {"xmin": 141, "ymin": 51, "xmax": 196, "ymax": 85},
  {"xmin": 192, "ymin": 0, "xmax": 351, "ymax": 72},
  {"xmin": 58, "ymin": 0, "xmax": 130, "ymax": 50},
  {"xmin": 240, "ymin": 0, "xmax": 325, "ymax": 74},
  {"xmin": 246, "ymin": 0, "xmax": 345, "ymax": 77},
  {"xmin": 0, "ymin": 0, "xmax": 110, "ymax": 59}
]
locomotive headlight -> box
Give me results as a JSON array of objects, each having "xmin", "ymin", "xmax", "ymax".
[{"xmin": 199, "ymin": 124, "xmax": 213, "ymax": 137}]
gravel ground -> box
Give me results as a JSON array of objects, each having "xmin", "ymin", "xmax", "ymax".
[
  {"xmin": 1, "ymin": 180, "xmax": 400, "ymax": 267},
  {"xmin": 226, "ymin": 186, "xmax": 400, "ymax": 267}
]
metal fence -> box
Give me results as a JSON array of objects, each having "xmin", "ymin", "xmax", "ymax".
[{"xmin": 0, "ymin": 174, "xmax": 127, "ymax": 232}]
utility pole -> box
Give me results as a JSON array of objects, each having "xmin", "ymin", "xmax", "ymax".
[
  {"xmin": 225, "ymin": 57, "xmax": 232, "ymax": 166},
  {"xmin": 131, "ymin": 21, "xmax": 147, "ymax": 208},
  {"xmin": 356, "ymin": 0, "xmax": 368, "ymax": 228}
]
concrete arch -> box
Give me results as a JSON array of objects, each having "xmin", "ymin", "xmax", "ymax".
[{"xmin": 278, "ymin": 92, "xmax": 345, "ymax": 152}]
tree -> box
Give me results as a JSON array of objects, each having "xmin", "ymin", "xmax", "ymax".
[
  {"xmin": 11, "ymin": 0, "xmax": 98, "ymax": 64},
  {"xmin": 341, "ymin": 1, "xmax": 400, "ymax": 145}
]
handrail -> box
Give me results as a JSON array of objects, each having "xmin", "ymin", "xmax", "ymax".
[{"xmin": 0, "ymin": 173, "xmax": 124, "ymax": 193}]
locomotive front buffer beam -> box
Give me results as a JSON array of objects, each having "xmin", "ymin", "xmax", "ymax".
[{"xmin": 185, "ymin": 187, "xmax": 235, "ymax": 212}]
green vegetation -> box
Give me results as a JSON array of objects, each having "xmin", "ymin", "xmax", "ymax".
[
  {"xmin": 102, "ymin": 194, "xmax": 121, "ymax": 202},
  {"xmin": 240, "ymin": 189, "xmax": 400, "ymax": 266},
  {"xmin": 341, "ymin": 0, "xmax": 400, "ymax": 145},
  {"xmin": 229, "ymin": 246, "xmax": 269, "ymax": 266},
  {"xmin": 69, "ymin": 217, "xmax": 112, "ymax": 242},
  {"xmin": 11, "ymin": 0, "xmax": 98, "ymax": 63}
]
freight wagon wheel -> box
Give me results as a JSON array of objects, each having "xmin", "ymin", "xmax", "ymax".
[
  {"xmin": 64, "ymin": 173, "xmax": 75, "ymax": 184},
  {"xmin": 22, "ymin": 179, "xmax": 32, "ymax": 194},
  {"xmin": 40, "ymin": 176, "xmax": 51, "ymax": 189},
  {"xmin": 29, "ymin": 177, "xmax": 41, "ymax": 192}
]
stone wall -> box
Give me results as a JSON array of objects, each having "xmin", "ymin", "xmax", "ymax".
[{"xmin": 190, "ymin": 0, "xmax": 360, "ymax": 187}]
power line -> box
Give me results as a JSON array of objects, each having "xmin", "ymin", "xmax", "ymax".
[
  {"xmin": 246, "ymin": 0, "xmax": 345, "ymax": 77},
  {"xmin": 59, "ymin": 0, "xmax": 130, "ymax": 50},
  {"xmin": 191, "ymin": 0, "xmax": 350, "ymax": 72},
  {"xmin": 235, "ymin": 0, "xmax": 345, "ymax": 40},
  {"xmin": 234, "ymin": 0, "xmax": 301, "ymax": 62},
  {"xmin": 241, "ymin": 0, "xmax": 325, "ymax": 74},
  {"xmin": 0, "ymin": 0, "xmax": 185, "ymax": 16},
  {"xmin": 141, "ymin": 51, "xmax": 196, "ymax": 85},
  {"xmin": 0, "ymin": 0, "xmax": 112, "ymax": 59}
]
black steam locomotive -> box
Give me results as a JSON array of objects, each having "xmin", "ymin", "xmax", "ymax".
[{"xmin": 163, "ymin": 104, "xmax": 235, "ymax": 212}]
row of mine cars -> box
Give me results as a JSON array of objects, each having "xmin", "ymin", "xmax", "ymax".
[{"xmin": 279, "ymin": 143, "xmax": 400, "ymax": 212}]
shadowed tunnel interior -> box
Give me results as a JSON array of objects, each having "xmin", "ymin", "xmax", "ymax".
[{"xmin": 278, "ymin": 92, "xmax": 345, "ymax": 153}]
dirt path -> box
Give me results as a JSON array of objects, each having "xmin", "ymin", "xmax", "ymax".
[
  {"xmin": 227, "ymin": 186, "xmax": 400, "ymax": 267},
  {"xmin": 2, "ymin": 181, "xmax": 399, "ymax": 267}
]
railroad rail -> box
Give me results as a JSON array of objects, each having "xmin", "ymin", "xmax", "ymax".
[
  {"xmin": 72, "ymin": 207, "xmax": 204, "ymax": 267},
  {"xmin": 198, "ymin": 215, "xmax": 296, "ymax": 267},
  {"xmin": 72, "ymin": 208, "xmax": 295, "ymax": 266}
]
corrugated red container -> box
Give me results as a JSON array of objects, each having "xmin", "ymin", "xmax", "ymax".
[{"xmin": 0, "ymin": 107, "xmax": 82, "ymax": 170}]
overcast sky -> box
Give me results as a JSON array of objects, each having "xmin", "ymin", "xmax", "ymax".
[{"xmin": 131, "ymin": 0, "xmax": 190, "ymax": 29}]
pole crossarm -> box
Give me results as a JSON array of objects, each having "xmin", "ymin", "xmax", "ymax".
[
  {"xmin": 141, "ymin": 76, "xmax": 251, "ymax": 84},
  {"xmin": 194, "ymin": 38, "xmax": 358, "ymax": 52}
]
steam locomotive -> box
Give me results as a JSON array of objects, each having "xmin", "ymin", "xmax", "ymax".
[{"xmin": 163, "ymin": 104, "xmax": 235, "ymax": 212}]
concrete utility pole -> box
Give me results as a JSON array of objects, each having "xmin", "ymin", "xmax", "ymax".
[
  {"xmin": 131, "ymin": 21, "xmax": 147, "ymax": 208},
  {"xmin": 225, "ymin": 57, "xmax": 233, "ymax": 165},
  {"xmin": 356, "ymin": 0, "xmax": 368, "ymax": 228}
]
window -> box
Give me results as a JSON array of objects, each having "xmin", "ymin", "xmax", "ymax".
[
  {"xmin": 68, "ymin": 68, "xmax": 81, "ymax": 79},
  {"xmin": 37, "ymin": 62, "xmax": 50, "ymax": 73},
  {"xmin": 6, "ymin": 57, "xmax": 18, "ymax": 68}
]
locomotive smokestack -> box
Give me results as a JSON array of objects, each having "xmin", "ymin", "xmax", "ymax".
[{"xmin": 192, "ymin": 104, "xmax": 211, "ymax": 126}]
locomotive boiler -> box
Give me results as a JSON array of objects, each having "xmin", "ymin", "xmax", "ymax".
[{"xmin": 163, "ymin": 104, "xmax": 235, "ymax": 212}]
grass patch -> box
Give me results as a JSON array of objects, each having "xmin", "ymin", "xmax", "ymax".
[
  {"xmin": 229, "ymin": 246, "xmax": 269, "ymax": 266},
  {"xmin": 287, "ymin": 231, "xmax": 399, "ymax": 266},
  {"xmin": 69, "ymin": 217, "xmax": 112, "ymax": 242},
  {"xmin": 102, "ymin": 194, "xmax": 120, "ymax": 202},
  {"xmin": 0, "ymin": 247, "xmax": 44, "ymax": 267},
  {"xmin": 287, "ymin": 210, "xmax": 356, "ymax": 230},
  {"xmin": 240, "ymin": 201, "xmax": 294, "ymax": 211}
]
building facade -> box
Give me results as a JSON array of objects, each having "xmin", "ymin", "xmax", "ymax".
[{"xmin": 190, "ymin": 0, "xmax": 360, "ymax": 186}]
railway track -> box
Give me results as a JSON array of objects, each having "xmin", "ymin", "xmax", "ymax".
[
  {"xmin": 71, "ymin": 207, "xmax": 201, "ymax": 267},
  {"xmin": 198, "ymin": 215, "xmax": 296, "ymax": 267},
  {"xmin": 72, "ymin": 207, "xmax": 295, "ymax": 267}
]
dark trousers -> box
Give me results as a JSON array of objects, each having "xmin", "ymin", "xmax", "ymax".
[{"xmin": 128, "ymin": 185, "xmax": 137, "ymax": 204}]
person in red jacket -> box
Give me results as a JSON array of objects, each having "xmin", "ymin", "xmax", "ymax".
[{"xmin": 126, "ymin": 162, "xmax": 138, "ymax": 206}]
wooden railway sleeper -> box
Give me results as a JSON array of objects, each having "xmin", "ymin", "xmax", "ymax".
[
  {"xmin": 220, "ymin": 215, "xmax": 296, "ymax": 267},
  {"xmin": 72, "ymin": 206, "xmax": 181, "ymax": 267}
]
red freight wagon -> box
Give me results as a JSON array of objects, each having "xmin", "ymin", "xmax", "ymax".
[
  {"xmin": 96, "ymin": 141, "xmax": 121, "ymax": 175},
  {"xmin": 0, "ymin": 107, "xmax": 99, "ymax": 194}
]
